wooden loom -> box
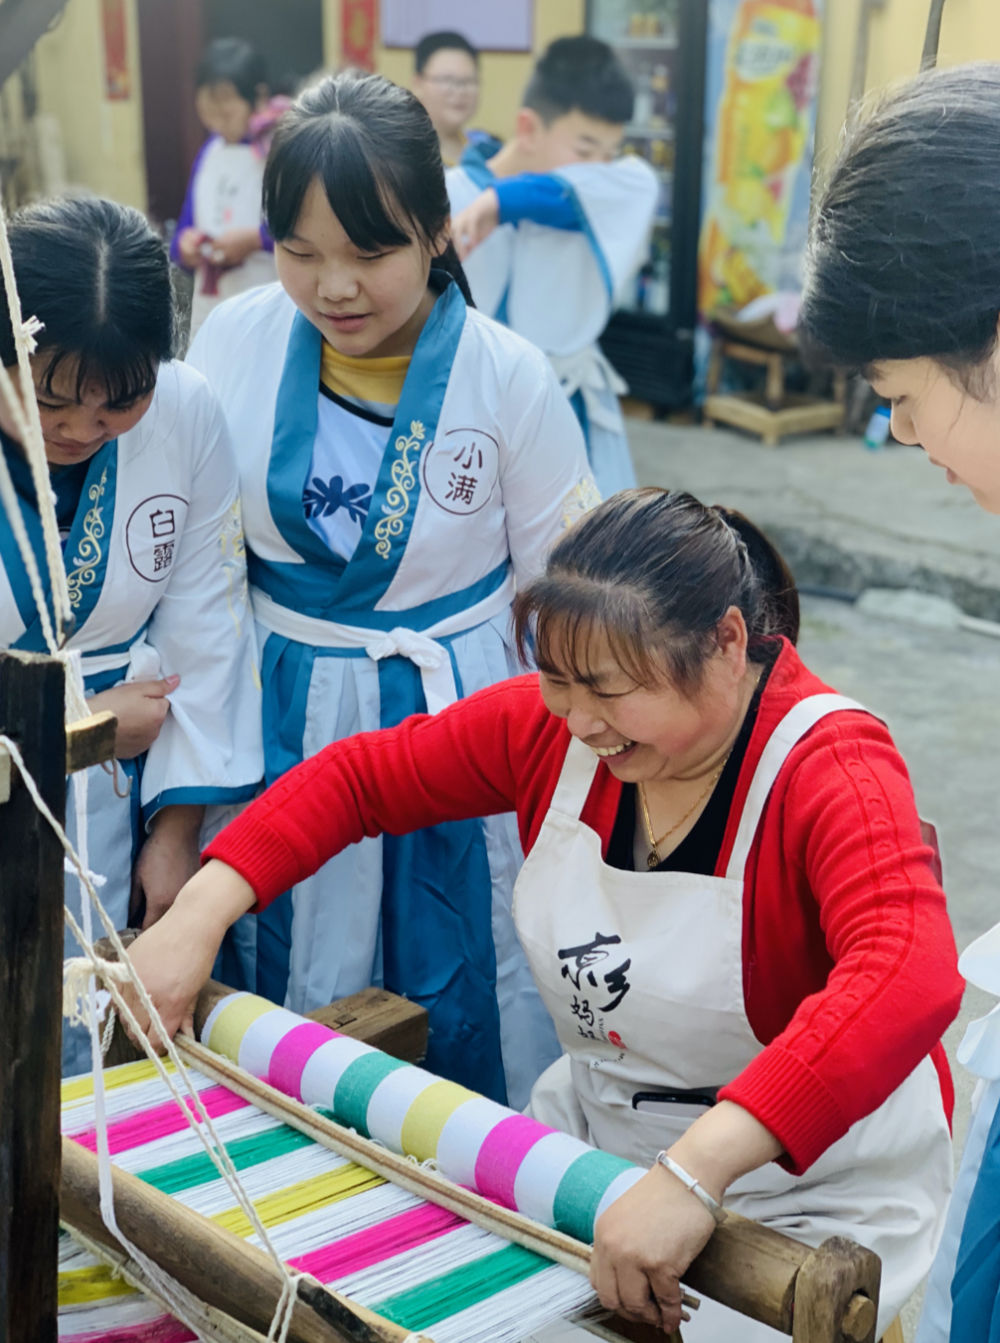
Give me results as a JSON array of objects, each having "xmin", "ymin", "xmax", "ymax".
[{"xmin": 1, "ymin": 649, "xmax": 885, "ymax": 1343}]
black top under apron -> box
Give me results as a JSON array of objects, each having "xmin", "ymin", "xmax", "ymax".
[{"xmin": 605, "ymin": 643, "xmax": 778, "ymax": 876}]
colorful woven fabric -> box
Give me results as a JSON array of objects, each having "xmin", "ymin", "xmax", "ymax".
[{"xmin": 202, "ymin": 991, "xmax": 644, "ymax": 1243}]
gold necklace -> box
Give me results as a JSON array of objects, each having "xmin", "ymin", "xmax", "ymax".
[{"xmin": 637, "ymin": 753, "xmax": 732, "ymax": 870}]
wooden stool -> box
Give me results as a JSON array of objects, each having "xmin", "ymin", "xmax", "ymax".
[{"xmin": 703, "ymin": 308, "xmax": 846, "ymax": 447}]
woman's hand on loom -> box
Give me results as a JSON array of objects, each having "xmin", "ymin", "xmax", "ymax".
[
  {"xmin": 590, "ymin": 1162, "xmax": 714, "ymax": 1332},
  {"xmin": 121, "ymin": 860, "xmax": 257, "ymax": 1049},
  {"xmin": 591, "ymin": 1101, "xmax": 784, "ymax": 1332}
]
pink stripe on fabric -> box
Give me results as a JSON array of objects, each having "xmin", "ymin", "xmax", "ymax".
[
  {"xmin": 62, "ymin": 1315, "xmax": 195, "ymax": 1342},
  {"xmin": 289, "ymin": 1203, "xmax": 462, "ymax": 1281},
  {"xmin": 71, "ymin": 1085, "xmax": 248, "ymax": 1155},
  {"xmin": 473, "ymin": 1114, "xmax": 555, "ymax": 1209},
  {"xmin": 267, "ymin": 1021, "xmax": 341, "ymax": 1099}
]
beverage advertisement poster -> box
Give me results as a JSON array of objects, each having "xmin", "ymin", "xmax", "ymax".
[{"xmin": 697, "ymin": 0, "xmax": 821, "ymax": 318}]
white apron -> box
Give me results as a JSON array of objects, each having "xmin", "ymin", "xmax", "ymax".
[
  {"xmin": 513, "ymin": 695, "xmax": 952, "ymax": 1341},
  {"xmin": 188, "ymin": 139, "xmax": 277, "ymax": 339}
]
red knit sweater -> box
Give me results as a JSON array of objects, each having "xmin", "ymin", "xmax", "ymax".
[{"xmin": 207, "ymin": 639, "xmax": 963, "ymax": 1174}]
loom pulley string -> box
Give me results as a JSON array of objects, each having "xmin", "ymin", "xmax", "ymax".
[{"xmin": 0, "ymin": 183, "xmax": 307, "ymax": 1343}]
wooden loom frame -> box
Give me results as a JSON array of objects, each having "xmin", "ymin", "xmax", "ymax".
[{"xmin": 1, "ymin": 649, "xmax": 884, "ymax": 1343}]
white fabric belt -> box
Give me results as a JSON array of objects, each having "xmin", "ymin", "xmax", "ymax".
[
  {"xmin": 549, "ymin": 345, "xmax": 629, "ymax": 432},
  {"xmin": 79, "ymin": 648, "xmax": 133, "ymax": 677},
  {"xmin": 80, "ymin": 637, "xmax": 160, "ymax": 682},
  {"xmin": 251, "ymin": 572, "xmax": 516, "ymax": 714}
]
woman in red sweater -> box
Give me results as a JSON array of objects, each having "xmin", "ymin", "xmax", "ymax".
[{"xmin": 126, "ymin": 488, "xmax": 962, "ymax": 1341}]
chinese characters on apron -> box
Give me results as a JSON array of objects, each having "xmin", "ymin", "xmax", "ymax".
[{"xmin": 513, "ymin": 695, "xmax": 951, "ymax": 1341}]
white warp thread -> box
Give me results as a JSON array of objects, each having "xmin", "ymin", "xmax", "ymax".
[
  {"xmin": 0, "ymin": 192, "xmax": 73, "ymax": 652},
  {"xmin": 0, "ymin": 733, "xmax": 303, "ymax": 1341}
]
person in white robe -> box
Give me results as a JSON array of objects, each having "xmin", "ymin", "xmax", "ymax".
[
  {"xmin": 171, "ymin": 38, "xmax": 278, "ymax": 341},
  {"xmin": 188, "ymin": 70, "xmax": 599, "ymax": 1109},
  {"xmin": 448, "ymin": 36, "xmax": 658, "ymax": 499},
  {"xmin": 0, "ymin": 196, "xmax": 262, "ymax": 1074}
]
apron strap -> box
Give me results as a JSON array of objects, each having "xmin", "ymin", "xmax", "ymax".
[
  {"xmin": 549, "ymin": 734, "xmax": 601, "ymax": 818},
  {"xmin": 725, "ymin": 693, "xmax": 869, "ymax": 882}
]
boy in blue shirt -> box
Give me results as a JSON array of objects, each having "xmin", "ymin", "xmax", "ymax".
[{"xmin": 448, "ymin": 36, "xmax": 657, "ymax": 496}]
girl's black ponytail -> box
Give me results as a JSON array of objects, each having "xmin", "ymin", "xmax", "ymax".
[
  {"xmin": 714, "ymin": 506, "xmax": 800, "ymax": 646},
  {"xmin": 434, "ymin": 238, "xmax": 475, "ymax": 307}
]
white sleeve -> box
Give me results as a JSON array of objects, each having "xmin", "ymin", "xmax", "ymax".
[
  {"xmin": 507, "ymin": 156, "xmax": 659, "ymax": 355},
  {"xmin": 497, "ymin": 343, "xmax": 601, "ymax": 588},
  {"xmin": 140, "ymin": 375, "xmax": 262, "ymax": 820},
  {"xmin": 185, "ymin": 301, "xmax": 231, "ymax": 390},
  {"xmin": 446, "ymin": 165, "xmax": 515, "ymax": 320}
]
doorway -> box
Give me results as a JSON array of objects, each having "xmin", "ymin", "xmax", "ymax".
[{"xmin": 137, "ymin": 0, "xmax": 324, "ymax": 230}]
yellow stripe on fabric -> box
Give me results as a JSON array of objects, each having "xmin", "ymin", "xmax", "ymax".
[
  {"xmin": 213, "ymin": 1163, "xmax": 384, "ymax": 1238},
  {"xmin": 205, "ymin": 993, "xmax": 275, "ymax": 1059},
  {"xmin": 59, "ymin": 1264, "xmax": 137, "ymax": 1305},
  {"xmin": 61, "ymin": 1057, "xmax": 177, "ymax": 1103},
  {"xmin": 399, "ymin": 1080, "xmax": 476, "ymax": 1162}
]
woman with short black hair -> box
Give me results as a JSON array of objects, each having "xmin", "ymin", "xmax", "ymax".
[{"xmin": 125, "ymin": 487, "xmax": 961, "ymax": 1341}]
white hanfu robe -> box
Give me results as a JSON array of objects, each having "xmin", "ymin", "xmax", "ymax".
[
  {"xmin": 0, "ymin": 362, "xmax": 263, "ymax": 1074},
  {"xmin": 188, "ymin": 276, "xmax": 597, "ymax": 1107},
  {"xmin": 447, "ymin": 149, "xmax": 658, "ymax": 497},
  {"xmin": 177, "ymin": 135, "xmax": 277, "ymax": 339}
]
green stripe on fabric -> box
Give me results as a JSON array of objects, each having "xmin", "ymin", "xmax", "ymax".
[
  {"xmin": 139, "ymin": 1125, "xmax": 315, "ymax": 1195},
  {"xmin": 332, "ymin": 1054, "xmax": 407, "ymax": 1134},
  {"xmin": 552, "ymin": 1150, "xmax": 635, "ymax": 1243},
  {"xmin": 372, "ymin": 1243, "xmax": 550, "ymax": 1331}
]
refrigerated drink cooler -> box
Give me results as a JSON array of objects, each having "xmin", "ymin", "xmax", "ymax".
[{"xmin": 589, "ymin": 0, "xmax": 708, "ymax": 410}]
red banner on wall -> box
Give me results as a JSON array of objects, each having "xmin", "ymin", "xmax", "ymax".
[
  {"xmin": 101, "ymin": 0, "xmax": 130, "ymax": 100},
  {"xmin": 342, "ymin": 0, "xmax": 378, "ymax": 71}
]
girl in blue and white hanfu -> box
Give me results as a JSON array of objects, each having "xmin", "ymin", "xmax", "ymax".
[
  {"xmin": 187, "ymin": 71, "xmax": 598, "ymax": 1108},
  {"xmin": 0, "ymin": 197, "xmax": 262, "ymax": 1074}
]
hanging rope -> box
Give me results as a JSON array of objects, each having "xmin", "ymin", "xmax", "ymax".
[
  {"xmin": 1, "ymin": 731, "xmax": 306, "ymax": 1341},
  {"xmin": 0, "ymin": 198, "xmax": 90, "ymax": 723},
  {"xmin": 0, "ymin": 194, "xmax": 74, "ymax": 652},
  {"xmin": 0, "ymin": 186, "xmax": 302, "ymax": 1342}
]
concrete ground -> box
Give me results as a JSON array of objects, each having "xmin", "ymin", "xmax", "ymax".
[
  {"xmin": 624, "ymin": 416, "xmax": 1000, "ymax": 1340},
  {"xmin": 628, "ymin": 418, "xmax": 1000, "ymax": 618}
]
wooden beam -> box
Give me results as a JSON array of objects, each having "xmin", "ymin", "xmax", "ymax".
[
  {"xmin": 0, "ymin": 0, "xmax": 70, "ymax": 88},
  {"xmin": 0, "ymin": 651, "xmax": 66, "ymax": 1343},
  {"xmin": 192, "ymin": 979, "xmax": 430, "ymax": 1062},
  {"xmin": 102, "ymin": 975, "xmax": 429, "ymax": 1070},
  {"xmin": 65, "ymin": 710, "xmax": 117, "ymax": 774},
  {"xmin": 921, "ymin": 0, "xmax": 948, "ymax": 71},
  {"xmin": 60, "ymin": 1138, "xmax": 429, "ymax": 1343}
]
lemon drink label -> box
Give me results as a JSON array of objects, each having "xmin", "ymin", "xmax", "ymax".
[{"xmin": 697, "ymin": 0, "xmax": 821, "ymax": 315}]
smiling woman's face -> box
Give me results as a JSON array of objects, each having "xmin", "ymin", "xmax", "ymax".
[
  {"xmin": 869, "ymin": 353, "xmax": 1000, "ymax": 513},
  {"xmin": 536, "ymin": 613, "xmax": 749, "ymax": 786}
]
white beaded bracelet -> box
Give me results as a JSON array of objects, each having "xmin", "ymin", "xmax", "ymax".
[{"xmin": 655, "ymin": 1151, "xmax": 726, "ymax": 1224}]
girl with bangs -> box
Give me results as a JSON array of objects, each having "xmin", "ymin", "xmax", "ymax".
[
  {"xmin": 0, "ymin": 196, "xmax": 262, "ymax": 1074},
  {"xmin": 127, "ymin": 487, "xmax": 961, "ymax": 1340},
  {"xmin": 186, "ymin": 70, "xmax": 595, "ymax": 1108}
]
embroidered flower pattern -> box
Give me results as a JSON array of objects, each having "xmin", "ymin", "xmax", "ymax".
[
  {"xmin": 218, "ymin": 498, "xmax": 252, "ymax": 659},
  {"xmin": 303, "ymin": 474, "xmax": 373, "ymax": 524},
  {"xmin": 65, "ymin": 468, "xmax": 109, "ymax": 609},
  {"xmin": 375, "ymin": 420, "xmax": 426, "ymax": 559},
  {"xmin": 560, "ymin": 473, "xmax": 602, "ymax": 532}
]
